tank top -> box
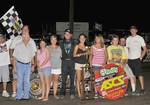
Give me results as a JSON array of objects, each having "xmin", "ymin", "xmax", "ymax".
[
  {"xmin": 37, "ymin": 49, "xmax": 51, "ymax": 69},
  {"xmin": 92, "ymin": 46, "xmax": 105, "ymax": 66},
  {"xmin": 74, "ymin": 47, "xmax": 87, "ymax": 64}
]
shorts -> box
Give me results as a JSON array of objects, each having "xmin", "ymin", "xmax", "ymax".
[
  {"xmin": 123, "ymin": 64, "xmax": 135, "ymax": 78},
  {"xmin": 75, "ymin": 63, "xmax": 86, "ymax": 71},
  {"xmin": 0, "ymin": 65, "xmax": 10, "ymax": 82},
  {"xmin": 51, "ymin": 68, "xmax": 61, "ymax": 75},
  {"xmin": 128, "ymin": 58, "xmax": 143, "ymax": 76},
  {"xmin": 38, "ymin": 67, "xmax": 51, "ymax": 76}
]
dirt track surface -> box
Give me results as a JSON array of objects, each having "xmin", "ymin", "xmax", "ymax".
[{"xmin": 0, "ymin": 63, "xmax": 150, "ymax": 105}]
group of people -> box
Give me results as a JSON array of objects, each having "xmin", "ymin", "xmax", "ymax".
[{"xmin": 0, "ymin": 25, "xmax": 147, "ymax": 101}]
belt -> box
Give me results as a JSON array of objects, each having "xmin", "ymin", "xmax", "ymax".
[
  {"xmin": 64, "ymin": 59, "xmax": 71, "ymax": 60},
  {"xmin": 17, "ymin": 60, "xmax": 30, "ymax": 64}
]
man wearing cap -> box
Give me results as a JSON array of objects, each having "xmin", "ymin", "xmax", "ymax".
[
  {"xmin": 126, "ymin": 25, "xmax": 147, "ymax": 95},
  {"xmin": 60, "ymin": 29, "xmax": 76, "ymax": 99}
]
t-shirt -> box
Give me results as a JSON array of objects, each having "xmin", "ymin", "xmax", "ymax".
[
  {"xmin": 49, "ymin": 46, "xmax": 62, "ymax": 69},
  {"xmin": 107, "ymin": 45, "xmax": 127, "ymax": 64},
  {"xmin": 126, "ymin": 35, "xmax": 146, "ymax": 59},
  {"xmin": 123, "ymin": 46, "xmax": 129, "ymax": 58},
  {"xmin": 13, "ymin": 38, "xmax": 37, "ymax": 63},
  {"xmin": 0, "ymin": 39, "xmax": 12, "ymax": 66},
  {"xmin": 64, "ymin": 41, "xmax": 71, "ymax": 54},
  {"xmin": 10, "ymin": 35, "xmax": 37, "ymax": 53}
]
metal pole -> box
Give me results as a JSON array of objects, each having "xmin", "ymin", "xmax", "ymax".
[{"xmin": 69, "ymin": 0, "xmax": 74, "ymax": 34}]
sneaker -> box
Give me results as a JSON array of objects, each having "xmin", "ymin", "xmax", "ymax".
[
  {"xmin": 11, "ymin": 93, "xmax": 16, "ymax": 98},
  {"xmin": 131, "ymin": 91, "xmax": 136, "ymax": 96},
  {"xmin": 94, "ymin": 94, "xmax": 99, "ymax": 99},
  {"xmin": 99, "ymin": 95, "xmax": 104, "ymax": 99},
  {"xmin": 124, "ymin": 93, "xmax": 129, "ymax": 97},
  {"xmin": 70, "ymin": 95, "xmax": 75, "ymax": 99},
  {"xmin": 60, "ymin": 95, "xmax": 65, "ymax": 99},
  {"xmin": 139, "ymin": 90, "xmax": 146, "ymax": 96},
  {"xmin": 124, "ymin": 91, "xmax": 131, "ymax": 97},
  {"xmin": 54, "ymin": 95, "xmax": 60, "ymax": 100},
  {"xmin": 132, "ymin": 91, "xmax": 140, "ymax": 96},
  {"xmin": 2, "ymin": 91, "xmax": 10, "ymax": 97}
]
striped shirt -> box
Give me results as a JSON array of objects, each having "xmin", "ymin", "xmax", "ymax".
[{"xmin": 92, "ymin": 46, "xmax": 105, "ymax": 66}]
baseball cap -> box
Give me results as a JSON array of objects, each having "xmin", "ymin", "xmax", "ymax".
[{"xmin": 64, "ymin": 29, "xmax": 72, "ymax": 34}]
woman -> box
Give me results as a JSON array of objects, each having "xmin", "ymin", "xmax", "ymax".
[
  {"xmin": 37, "ymin": 39, "xmax": 51, "ymax": 101},
  {"xmin": 73, "ymin": 33, "xmax": 88, "ymax": 98},
  {"xmin": 89, "ymin": 34, "xmax": 107, "ymax": 99},
  {"xmin": 49, "ymin": 35, "xmax": 62, "ymax": 99}
]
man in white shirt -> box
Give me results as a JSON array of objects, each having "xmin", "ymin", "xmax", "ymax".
[
  {"xmin": 126, "ymin": 26, "xmax": 147, "ymax": 95},
  {"xmin": 0, "ymin": 34, "xmax": 12, "ymax": 97},
  {"xmin": 13, "ymin": 25, "xmax": 37, "ymax": 100}
]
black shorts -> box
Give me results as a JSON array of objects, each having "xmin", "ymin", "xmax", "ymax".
[{"xmin": 128, "ymin": 58, "xmax": 143, "ymax": 76}]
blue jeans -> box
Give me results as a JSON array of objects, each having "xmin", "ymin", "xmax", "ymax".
[{"xmin": 16, "ymin": 62, "xmax": 31, "ymax": 99}]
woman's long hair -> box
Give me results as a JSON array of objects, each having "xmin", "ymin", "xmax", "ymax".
[
  {"xmin": 77, "ymin": 33, "xmax": 87, "ymax": 46},
  {"xmin": 94, "ymin": 34, "xmax": 105, "ymax": 48}
]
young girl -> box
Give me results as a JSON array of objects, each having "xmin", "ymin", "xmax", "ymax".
[
  {"xmin": 89, "ymin": 34, "xmax": 107, "ymax": 99},
  {"xmin": 49, "ymin": 35, "xmax": 62, "ymax": 99},
  {"xmin": 73, "ymin": 33, "xmax": 88, "ymax": 98},
  {"xmin": 37, "ymin": 39, "xmax": 51, "ymax": 101}
]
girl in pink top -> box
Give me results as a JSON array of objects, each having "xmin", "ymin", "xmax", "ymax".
[
  {"xmin": 89, "ymin": 34, "xmax": 107, "ymax": 99},
  {"xmin": 90, "ymin": 35, "xmax": 107, "ymax": 67},
  {"xmin": 91, "ymin": 46, "xmax": 105, "ymax": 66},
  {"xmin": 37, "ymin": 39, "xmax": 51, "ymax": 101}
]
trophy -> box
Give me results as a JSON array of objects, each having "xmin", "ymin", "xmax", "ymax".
[{"xmin": 80, "ymin": 46, "xmax": 94, "ymax": 100}]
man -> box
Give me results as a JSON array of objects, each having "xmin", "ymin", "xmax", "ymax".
[
  {"xmin": 107, "ymin": 35, "xmax": 133, "ymax": 96},
  {"xmin": 60, "ymin": 29, "xmax": 76, "ymax": 99},
  {"xmin": 107, "ymin": 35, "xmax": 127, "ymax": 65},
  {"xmin": 13, "ymin": 25, "xmax": 37, "ymax": 100},
  {"xmin": 120, "ymin": 37, "xmax": 136, "ymax": 96},
  {"xmin": 126, "ymin": 26, "xmax": 147, "ymax": 95},
  {"xmin": 0, "ymin": 34, "xmax": 12, "ymax": 97}
]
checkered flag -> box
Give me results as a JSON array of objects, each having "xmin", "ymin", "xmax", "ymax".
[{"xmin": 0, "ymin": 6, "xmax": 23, "ymax": 36}]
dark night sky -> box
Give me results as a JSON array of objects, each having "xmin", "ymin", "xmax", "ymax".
[{"xmin": 0, "ymin": 0, "xmax": 150, "ymax": 33}]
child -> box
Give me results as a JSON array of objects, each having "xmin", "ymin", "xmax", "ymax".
[
  {"xmin": 37, "ymin": 39, "xmax": 51, "ymax": 101},
  {"xmin": 89, "ymin": 34, "xmax": 107, "ymax": 99},
  {"xmin": 107, "ymin": 35, "xmax": 136, "ymax": 95}
]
